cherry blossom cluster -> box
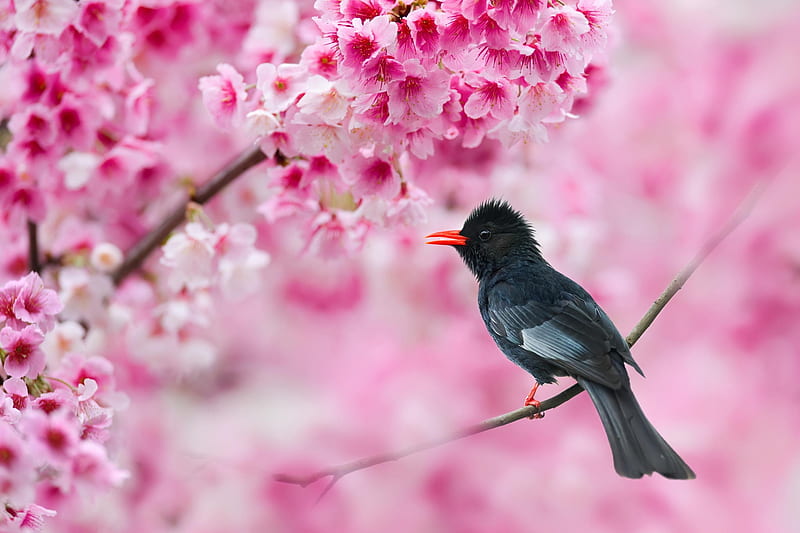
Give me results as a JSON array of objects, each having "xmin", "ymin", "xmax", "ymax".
[
  {"xmin": 0, "ymin": 273, "xmax": 126, "ymax": 530},
  {"xmin": 200, "ymin": 0, "xmax": 613, "ymax": 252},
  {"xmin": 161, "ymin": 217, "xmax": 270, "ymax": 296}
]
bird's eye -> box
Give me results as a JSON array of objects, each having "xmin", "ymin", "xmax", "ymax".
[{"xmin": 479, "ymin": 229, "xmax": 492, "ymax": 241}]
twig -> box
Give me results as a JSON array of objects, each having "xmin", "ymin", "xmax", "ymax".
[
  {"xmin": 626, "ymin": 181, "xmax": 766, "ymax": 346},
  {"xmin": 111, "ymin": 145, "xmax": 268, "ymax": 285},
  {"xmin": 27, "ymin": 220, "xmax": 40, "ymax": 273},
  {"xmin": 275, "ymin": 182, "xmax": 765, "ymax": 493}
]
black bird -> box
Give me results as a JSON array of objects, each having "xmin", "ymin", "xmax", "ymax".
[{"xmin": 426, "ymin": 199, "xmax": 695, "ymax": 479}]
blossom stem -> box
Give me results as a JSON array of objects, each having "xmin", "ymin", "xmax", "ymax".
[
  {"xmin": 274, "ymin": 181, "xmax": 765, "ymax": 494},
  {"xmin": 111, "ymin": 145, "xmax": 268, "ymax": 285},
  {"xmin": 27, "ymin": 220, "xmax": 40, "ymax": 273}
]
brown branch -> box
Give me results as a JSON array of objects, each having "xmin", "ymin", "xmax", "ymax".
[
  {"xmin": 27, "ymin": 220, "xmax": 40, "ymax": 273},
  {"xmin": 275, "ymin": 182, "xmax": 765, "ymax": 494},
  {"xmin": 111, "ymin": 145, "xmax": 268, "ymax": 285}
]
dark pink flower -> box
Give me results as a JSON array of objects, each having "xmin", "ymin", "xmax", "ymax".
[
  {"xmin": 346, "ymin": 155, "xmax": 400, "ymax": 200},
  {"xmin": 11, "ymin": 272, "xmax": 63, "ymax": 332},
  {"xmin": 511, "ymin": 0, "xmax": 544, "ymax": 33},
  {"xmin": 441, "ymin": 14, "xmax": 471, "ymax": 51},
  {"xmin": 340, "ymin": 0, "xmax": 389, "ymax": 21},
  {"xmin": 408, "ymin": 9, "xmax": 442, "ymax": 57},
  {"xmin": 74, "ymin": 0, "xmax": 123, "ymax": 46},
  {"xmin": 300, "ymin": 41, "xmax": 339, "ymax": 78},
  {"xmin": 394, "ymin": 20, "xmax": 416, "ymax": 61},
  {"xmin": 337, "ymin": 16, "xmax": 396, "ymax": 75},
  {"xmin": 387, "ymin": 60, "xmax": 451, "ymax": 125},
  {"xmin": 0, "ymin": 325, "xmax": 46, "ymax": 378}
]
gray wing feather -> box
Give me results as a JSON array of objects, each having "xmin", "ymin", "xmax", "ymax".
[{"xmin": 489, "ymin": 294, "xmax": 629, "ymax": 388}]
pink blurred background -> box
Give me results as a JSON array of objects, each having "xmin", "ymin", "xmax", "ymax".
[{"xmin": 44, "ymin": 0, "xmax": 800, "ymax": 531}]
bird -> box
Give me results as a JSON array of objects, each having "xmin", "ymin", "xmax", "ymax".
[{"xmin": 425, "ymin": 198, "xmax": 695, "ymax": 479}]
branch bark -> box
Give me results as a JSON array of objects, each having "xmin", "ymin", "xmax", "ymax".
[
  {"xmin": 111, "ymin": 145, "xmax": 268, "ymax": 285},
  {"xmin": 275, "ymin": 182, "xmax": 765, "ymax": 496},
  {"xmin": 27, "ymin": 220, "xmax": 40, "ymax": 273}
]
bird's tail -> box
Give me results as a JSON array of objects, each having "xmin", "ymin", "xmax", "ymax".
[{"xmin": 578, "ymin": 378, "xmax": 695, "ymax": 479}]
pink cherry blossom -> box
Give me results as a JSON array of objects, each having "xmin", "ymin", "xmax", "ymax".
[
  {"xmin": 14, "ymin": 0, "xmax": 77, "ymax": 36},
  {"xmin": 256, "ymin": 62, "xmax": 307, "ymax": 113},
  {"xmin": 463, "ymin": 74, "xmax": 515, "ymax": 120},
  {"xmin": 345, "ymin": 154, "xmax": 401, "ymax": 199},
  {"xmin": 540, "ymin": 5, "xmax": 591, "ymax": 55},
  {"xmin": 0, "ymin": 325, "xmax": 46, "ymax": 378},
  {"xmin": 198, "ymin": 63, "xmax": 248, "ymax": 129},
  {"xmin": 296, "ymin": 76, "xmax": 351, "ymax": 125},
  {"xmin": 386, "ymin": 59, "xmax": 451, "ymax": 125},
  {"xmin": 160, "ymin": 222, "xmax": 217, "ymax": 291},
  {"xmin": 337, "ymin": 15, "xmax": 397, "ymax": 75},
  {"xmin": 408, "ymin": 9, "xmax": 443, "ymax": 57}
]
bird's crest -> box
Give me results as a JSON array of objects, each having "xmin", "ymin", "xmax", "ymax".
[{"xmin": 465, "ymin": 198, "xmax": 535, "ymax": 241}]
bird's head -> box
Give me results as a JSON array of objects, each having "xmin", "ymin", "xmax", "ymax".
[{"xmin": 426, "ymin": 199, "xmax": 542, "ymax": 280}]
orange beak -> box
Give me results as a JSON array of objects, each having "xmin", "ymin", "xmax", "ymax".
[{"xmin": 425, "ymin": 229, "xmax": 468, "ymax": 246}]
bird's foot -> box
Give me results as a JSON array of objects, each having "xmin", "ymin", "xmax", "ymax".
[{"xmin": 523, "ymin": 383, "xmax": 544, "ymax": 419}]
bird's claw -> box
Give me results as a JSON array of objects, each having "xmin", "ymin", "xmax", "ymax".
[
  {"xmin": 524, "ymin": 398, "xmax": 545, "ymax": 419},
  {"xmin": 523, "ymin": 383, "xmax": 544, "ymax": 419}
]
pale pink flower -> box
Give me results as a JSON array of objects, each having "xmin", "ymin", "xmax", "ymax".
[
  {"xmin": 540, "ymin": 5, "xmax": 591, "ymax": 55},
  {"xmin": 41, "ymin": 320, "xmax": 85, "ymax": 364},
  {"xmin": 9, "ymin": 504, "xmax": 57, "ymax": 530},
  {"xmin": 386, "ymin": 60, "xmax": 451, "ymax": 125},
  {"xmin": 463, "ymin": 74, "xmax": 514, "ymax": 120},
  {"xmin": 89, "ymin": 242, "xmax": 123, "ymax": 272},
  {"xmin": 305, "ymin": 210, "xmax": 371, "ymax": 257},
  {"xmin": 0, "ymin": 395, "xmax": 21, "ymax": 424},
  {"xmin": 296, "ymin": 76, "xmax": 351, "ymax": 125},
  {"xmin": 510, "ymin": 0, "xmax": 544, "ymax": 33},
  {"xmin": 0, "ymin": 420, "xmax": 35, "ymax": 504},
  {"xmin": 0, "ymin": 325, "xmax": 46, "ymax": 378},
  {"xmin": 198, "ymin": 63, "xmax": 248, "ymax": 129},
  {"xmin": 22, "ymin": 409, "xmax": 80, "ymax": 470},
  {"xmin": 160, "ymin": 223, "xmax": 216, "ymax": 291},
  {"xmin": 72, "ymin": 440, "xmax": 128, "ymax": 487},
  {"xmin": 385, "ymin": 183, "xmax": 433, "ymax": 226},
  {"xmin": 215, "ymin": 224, "xmax": 271, "ymax": 297},
  {"xmin": 577, "ymin": 0, "xmax": 613, "ymax": 53},
  {"xmin": 518, "ymin": 81, "xmax": 565, "ymax": 123},
  {"xmin": 14, "ymin": 0, "xmax": 77, "ymax": 35},
  {"xmin": 58, "ymin": 151, "xmax": 100, "ymax": 190},
  {"xmin": 245, "ymin": 108, "xmax": 282, "ymax": 137},
  {"xmin": 256, "ymin": 62, "xmax": 307, "ymax": 113}
]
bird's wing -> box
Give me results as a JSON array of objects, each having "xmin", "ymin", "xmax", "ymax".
[{"xmin": 488, "ymin": 292, "xmax": 627, "ymax": 388}]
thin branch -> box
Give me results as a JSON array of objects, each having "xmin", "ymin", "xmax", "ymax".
[
  {"xmin": 111, "ymin": 145, "xmax": 268, "ymax": 285},
  {"xmin": 27, "ymin": 220, "xmax": 40, "ymax": 273},
  {"xmin": 275, "ymin": 182, "xmax": 765, "ymax": 492},
  {"xmin": 626, "ymin": 181, "xmax": 766, "ymax": 346}
]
